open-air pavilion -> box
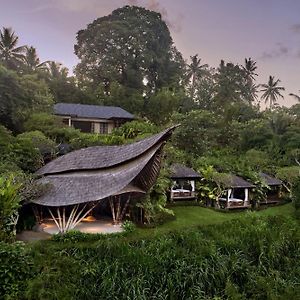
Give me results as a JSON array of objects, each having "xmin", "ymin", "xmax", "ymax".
[
  {"xmin": 218, "ymin": 175, "xmax": 254, "ymax": 209},
  {"xmin": 31, "ymin": 126, "xmax": 176, "ymax": 234},
  {"xmin": 169, "ymin": 164, "xmax": 201, "ymax": 201},
  {"xmin": 259, "ymin": 172, "xmax": 283, "ymax": 205}
]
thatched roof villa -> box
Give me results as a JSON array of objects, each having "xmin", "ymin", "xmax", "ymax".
[{"xmin": 32, "ymin": 126, "xmax": 177, "ymax": 233}]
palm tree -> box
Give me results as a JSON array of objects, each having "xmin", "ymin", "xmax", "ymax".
[
  {"xmin": 289, "ymin": 91, "xmax": 300, "ymax": 102},
  {"xmin": 0, "ymin": 27, "xmax": 26, "ymax": 69},
  {"xmin": 243, "ymin": 57, "xmax": 258, "ymax": 81},
  {"xmin": 23, "ymin": 46, "xmax": 49, "ymax": 72},
  {"xmin": 260, "ymin": 76, "xmax": 285, "ymax": 109},
  {"xmin": 46, "ymin": 61, "xmax": 69, "ymax": 80},
  {"xmin": 186, "ymin": 54, "xmax": 208, "ymax": 99}
]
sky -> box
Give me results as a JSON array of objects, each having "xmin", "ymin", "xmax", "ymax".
[{"xmin": 0, "ymin": 0, "xmax": 299, "ymax": 107}]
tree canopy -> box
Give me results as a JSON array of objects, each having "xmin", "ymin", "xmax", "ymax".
[{"xmin": 74, "ymin": 6, "xmax": 184, "ymax": 101}]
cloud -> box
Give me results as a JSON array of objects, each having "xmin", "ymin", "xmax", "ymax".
[{"xmin": 261, "ymin": 43, "xmax": 289, "ymax": 60}]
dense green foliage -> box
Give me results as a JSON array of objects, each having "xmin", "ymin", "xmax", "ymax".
[
  {"xmin": 12, "ymin": 215, "xmax": 297, "ymax": 299},
  {"xmin": 0, "ymin": 176, "xmax": 21, "ymax": 241},
  {"xmin": 292, "ymin": 176, "xmax": 300, "ymax": 218},
  {"xmin": 0, "ymin": 241, "xmax": 35, "ymax": 299}
]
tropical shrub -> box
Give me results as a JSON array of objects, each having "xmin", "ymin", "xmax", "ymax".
[
  {"xmin": 292, "ymin": 176, "xmax": 300, "ymax": 219},
  {"xmin": 121, "ymin": 220, "xmax": 136, "ymax": 233},
  {"xmin": 0, "ymin": 242, "xmax": 35, "ymax": 299},
  {"xmin": 13, "ymin": 136, "xmax": 43, "ymax": 172},
  {"xmin": 16, "ymin": 131, "xmax": 56, "ymax": 159},
  {"xmin": 0, "ymin": 176, "xmax": 21, "ymax": 241},
  {"xmin": 196, "ymin": 166, "xmax": 231, "ymax": 207},
  {"xmin": 136, "ymin": 168, "xmax": 174, "ymax": 225},
  {"xmin": 113, "ymin": 120, "xmax": 158, "ymax": 139}
]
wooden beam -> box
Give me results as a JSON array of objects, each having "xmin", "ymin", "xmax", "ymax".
[
  {"xmin": 57, "ymin": 207, "xmax": 63, "ymax": 233},
  {"xmin": 109, "ymin": 197, "xmax": 116, "ymax": 224},
  {"xmin": 65, "ymin": 204, "xmax": 79, "ymax": 231},
  {"xmin": 62, "ymin": 207, "xmax": 66, "ymax": 232},
  {"xmin": 120, "ymin": 194, "xmax": 131, "ymax": 222},
  {"xmin": 71, "ymin": 203, "xmax": 98, "ymax": 229},
  {"xmin": 48, "ymin": 207, "xmax": 61, "ymax": 232},
  {"xmin": 116, "ymin": 196, "xmax": 121, "ymax": 222},
  {"xmin": 69, "ymin": 204, "xmax": 87, "ymax": 230}
]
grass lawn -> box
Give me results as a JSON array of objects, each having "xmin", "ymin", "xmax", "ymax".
[{"xmin": 135, "ymin": 202, "xmax": 295, "ymax": 238}]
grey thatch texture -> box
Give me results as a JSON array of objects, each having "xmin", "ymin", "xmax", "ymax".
[
  {"xmin": 228, "ymin": 175, "xmax": 255, "ymax": 188},
  {"xmin": 54, "ymin": 103, "xmax": 134, "ymax": 120},
  {"xmin": 170, "ymin": 164, "xmax": 201, "ymax": 179},
  {"xmin": 32, "ymin": 127, "xmax": 177, "ymax": 207},
  {"xmin": 37, "ymin": 127, "xmax": 173, "ymax": 176},
  {"xmin": 260, "ymin": 173, "xmax": 282, "ymax": 186}
]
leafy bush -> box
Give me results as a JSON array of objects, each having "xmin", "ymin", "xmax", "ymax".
[
  {"xmin": 121, "ymin": 220, "xmax": 136, "ymax": 233},
  {"xmin": 136, "ymin": 168, "xmax": 174, "ymax": 225},
  {"xmin": 0, "ymin": 176, "xmax": 21, "ymax": 241},
  {"xmin": 292, "ymin": 176, "xmax": 300, "ymax": 219},
  {"xmin": 51, "ymin": 230, "xmax": 108, "ymax": 243},
  {"xmin": 113, "ymin": 120, "xmax": 158, "ymax": 139},
  {"xmin": 17, "ymin": 131, "xmax": 56, "ymax": 158},
  {"xmin": 69, "ymin": 132, "xmax": 125, "ymax": 149},
  {"xmin": 24, "ymin": 113, "xmax": 81, "ymax": 143},
  {"xmin": 0, "ymin": 242, "xmax": 35, "ymax": 299},
  {"xmin": 277, "ymin": 166, "xmax": 300, "ymax": 190}
]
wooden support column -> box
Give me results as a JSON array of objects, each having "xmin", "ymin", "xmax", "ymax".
[
  {"xmin": 109, "ymin": 197, "xmax": 116, "ymax": 224},
  {"xmin": 48, "ymin": 207, "xmax": 62, "ymax": 232},
  {"xmin": 32, "ymin": 206, "xmax": 43, "ymax": 224},
  {"xmin": 119, "ymin": 194, "xmax": 131, "ymax": 221},
  {"xmin": 116, "ymin": 196, "xmax": 121, "ymax": 222},
  {"xmin": 57, "ymin": 208, "xmax": 63, "ymax": 233},
  {"xmin": 71, "ymin": 203, "xmax": 98, "ymax": 229}
]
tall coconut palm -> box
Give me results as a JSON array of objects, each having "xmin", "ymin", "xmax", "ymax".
[
  {"xmin": 47, "ymin": 61, "xmax": 68, "ymax": 79},
  {"xmin": 186, "ymin": 54, "xmax": 208, "ymax": 99},
  {"xmin": 0, "ymin": 27, "xmax": 26, "ymax": 69},
  {"xmin": 260, "ymin": 76, "xmax": 285, "ymax": 109},
  {"xmin": 243, "ymin": 57, "xmax": 258, "ymax": 81},
  {"xmin": 23, "ymin": 46, "xmax": 49, "ymax": 72},
  {"xmin": 289, "ymin": 91, "xmax": 300, "ymax": 102}
]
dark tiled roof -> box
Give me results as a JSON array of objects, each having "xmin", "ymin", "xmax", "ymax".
[
  {"xmin": 54, "ymin": 103, "xmax": 134, "ymax": 120},
  {"xmin": 228, "ymin": 175, "xmax": 255, "ymax": 188},
  {"xmin": 170, "ymin": 164, "xmax": 201, "ymax": 179},
  {"xmin": 260, "ymin": 173, "xmax": 282, "ymax": 186},
  {"xmin": 33, "ymin": 126, "xmax": 177, "ymax": 206},
  {"xmin": 36, "ymin": 127, "xmax": 175, "ymax": 176}
]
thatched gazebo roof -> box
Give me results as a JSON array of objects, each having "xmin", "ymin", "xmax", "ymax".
[
  {"xmin": 32, "ymin": 126, "xmax": 177, "ymax": 207},
  {"xmin": 227, "ymin": 175, "xmax": 255, "ymax": 188},
  {"xmin": 260, "ymin": 173, "xmax": 282, "ymax": 186},
  {"xmin": 170, "ymin": 164, "xmax": 201, "ymax": 180}
]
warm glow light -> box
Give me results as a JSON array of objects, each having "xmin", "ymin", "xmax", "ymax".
[{"xmin": 82, "ymin": 215, "xmax": 96, "ymax": 222}]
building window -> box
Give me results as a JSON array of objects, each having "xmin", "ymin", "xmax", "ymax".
[
  {"xmin": 100, "ymin": 122, "xmax": 108, "ymax": 134},
  {"xmin": 72, "ymin": 120, "xmax": 92, "ymax": 133}
]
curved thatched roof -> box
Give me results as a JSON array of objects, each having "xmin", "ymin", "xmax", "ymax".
[
  {"xmin": 170, "ymin": 164, "xmax": 201, "ymax": 179},
  {"xmin": 36, "ymin": 127, "xmax": 174, "ymax": 176},
  {"xmin": 32, "ymin": 127, "xmax": 176, "ymax": 207}
]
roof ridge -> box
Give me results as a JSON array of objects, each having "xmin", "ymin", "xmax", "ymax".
[{"xmin": 36, "ymin": 126, "xmax": 177, "ymax": 176}]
